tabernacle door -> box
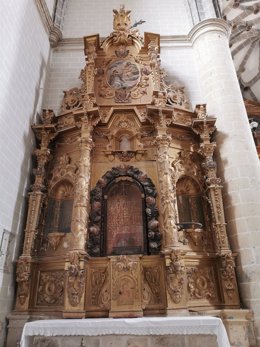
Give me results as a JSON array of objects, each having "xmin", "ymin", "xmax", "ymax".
[
  {"xmin": 109, "ymin": 255, "xmax": 143, "ymax": 317},
  {"xmin": 104, "ymin": 178, "xmax": 147, "ymax": 256}
]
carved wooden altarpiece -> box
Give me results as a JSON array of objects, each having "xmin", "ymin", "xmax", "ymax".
[{"xmin": 14, "ymin": 6, "xmax": 240, "ymax": 321}]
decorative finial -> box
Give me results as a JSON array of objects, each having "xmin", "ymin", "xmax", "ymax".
[
  {"xmin": 113, "ymin": 5, "xmax": 131, "ymax": 31},
  {"xmin": 196, "ymin": 104, "xmax": 207, "ymax": 119}
]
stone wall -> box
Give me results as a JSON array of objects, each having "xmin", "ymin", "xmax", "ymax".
[
  {"xmin": 191, "ymin": 19, "xmax": 260, "ymax": 346},
  {"xmin": 0, "ymin": 0, "xmax": 50, "ymax": 345},
  {"xmin": 62, "ymin": 0, "xmax": 193, "ymax": 38}
]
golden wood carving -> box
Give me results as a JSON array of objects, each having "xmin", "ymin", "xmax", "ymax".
[
  {"xmin": 88, "ymin": 165, "xmax": 161, "ymax": 257},
  {"xmin": 49, "ymin": 154, "xmax": 77, "ymax": 191},
  {"xmin": 61, "ymin": 87, "xmax": 83, "ymax": 113},
  {"xmin": 219, "ymin": 252, "xmax": 240, "ymax": 305},
  {"xmin": 14, "ymin": 7, "xmax": 241, "ymax": 321},
  {"xmin": 65, "ymin": 251, "xmax": 86, "ymax": 311},
  {"xmin": 70, "ymin": 114, "xmax": 99, "ymax": 252},
  {"xmin": 187, "ymin": 266, "xmax": 217, "ymax": 301},
  {"xmin": 110, "ymin": 255, "xmax": 142, "ymax": 317},
  {"xmin": 142, "ymin": 256, "xmax": 166, "ymax": 313},
  {"xmin": 16, "ymin": 258, "xmax": 31, "ymax": 308},
  {"xmin": 36, "ymin": 271, "xmax": 65, "ymax": 306},
  {"xmin": 57, "ymin": 114, "xmax": 76, "ymax": 131},
  {"xmin": 166, "ymin": 250, "xmax": 186, "ymax": 306},
  {"xmin": 90, "ymin": 268, "xmax": 107, "ymax": 307},
  {"xmin": 15, "ymin": 111, "xmax": 57, "ymax": 311},
  {"xmin": 155, "ymin": 133, "xmax": 178, "ymax": 248},
  {"xmin": 192, "ymin": 108, "xmax": 230, "ymax": 252},
  {"xmin": 47, "ymin": 232, "xmax": 65, "ymax": 251},
  {"xmin": 143, "ymin": 266, "xmax": 162, "ymax": 305}
]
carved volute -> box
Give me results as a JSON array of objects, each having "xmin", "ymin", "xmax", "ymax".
[{"xmin": 15, "ymin": 7, "xmax": 240, "ymax": 320}]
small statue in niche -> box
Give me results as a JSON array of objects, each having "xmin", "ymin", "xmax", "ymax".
[{"xmin": 119, "ymin": 135, "xmax": 131, "ymax": 151}]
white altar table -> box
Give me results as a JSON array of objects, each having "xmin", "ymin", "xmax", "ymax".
[{"xmin": 20, "ymin": 316, "xmax": 231, "ymax": 347}]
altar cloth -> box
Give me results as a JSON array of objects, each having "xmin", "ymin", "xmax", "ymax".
[{"xmin": 20, "ymin": 316, "xmax": 231, "ymax": 347}]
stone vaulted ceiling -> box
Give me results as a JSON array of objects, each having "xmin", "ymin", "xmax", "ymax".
[{"xmin": 222, "ymin": 0, "xmax": 260, "ymax": 102}]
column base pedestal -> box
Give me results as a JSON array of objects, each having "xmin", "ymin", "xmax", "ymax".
[{"xmin": 200, "ymin": 309, "xmax": 256, "ymax": 347}]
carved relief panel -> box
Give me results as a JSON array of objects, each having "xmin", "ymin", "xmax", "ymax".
[
  {"xmin": 95, "ymin": 58, "xmax": 153, "ymax": 105},
  {"xmin": 110, "ymin": 255, "xmax": 142, "ymax": 317},
  {"xmin": 92, "ymin": 110, "xmax": 150, "ymax": 164},
  {"xmin": 186, "ymin": 262, "xmax": 220, "ymax": 307},
  {"xmin": 30, "ymin": 262, "xmax": 65, "ymax": 312},
  {"xmin": 142, "ymin": 255, "xmax": 166, "ymax": 314},
  {"xmin": 36, "ymin": 271, "xmax": 65, "ymax": 307},
  {"xmin": 85, "ymin": 258, "xmax": 110, "ymax": 316}
]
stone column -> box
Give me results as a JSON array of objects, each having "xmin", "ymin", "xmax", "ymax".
[
  {"xmin": 190, "ymin": 19, "xmax": 260, "ymax": 343},
  {"xmin": 15, "ymin": 110, "xmax": 56, "ymax": 311}
]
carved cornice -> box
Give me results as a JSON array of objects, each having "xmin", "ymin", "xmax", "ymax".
[
  {"xmin": 35, "ymin": 0, "xmax": 62, "ymax": 47},
  {"xmin": 189, "ymin": 18, "xmax": 231, "ymax": 44},
  {"xmin": 58, "ymin": 35, "xmax": 193, "ymax": 50},
  {"xmin": 58, "ymin": 23, "xmax": 231, "ymax": 50}
]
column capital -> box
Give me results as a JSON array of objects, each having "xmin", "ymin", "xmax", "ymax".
[
  {"xmin": 154, "ymin": 133, "xmax": 172, "ymax": 147},
  {"xmin": 189, "ymin": 18, "xmax": 231, "ymax": 44}
]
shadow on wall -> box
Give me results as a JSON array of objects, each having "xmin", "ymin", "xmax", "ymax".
[
  {"xmin": 214, "ymin": 128, "xmax": 246, "ymax": 305},
  {"xmin": 0, "ymin": 0, "xmax": 50, "ymax": 345},
  {"xmin": 214, "ymin": 127, "xmax": 259, "ymax": 346}
]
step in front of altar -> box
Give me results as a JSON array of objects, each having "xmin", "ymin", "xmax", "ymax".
[{"xmin": 20, "ymin": 316, "xmax": 230, "ymax": 347}]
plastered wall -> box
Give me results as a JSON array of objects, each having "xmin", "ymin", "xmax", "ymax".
[{"xmin": 0, "ymin": 0, "xmax": 50, "ymax": 345}]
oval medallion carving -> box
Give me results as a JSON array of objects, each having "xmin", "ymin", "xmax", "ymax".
[{"xmin": 107, "ymin": 60, "xmax": 140, "ymax": 89}]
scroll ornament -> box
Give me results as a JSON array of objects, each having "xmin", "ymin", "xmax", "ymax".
[
  {"xmin": 67, "ymin": 252, "xmax": 85, "ymax": 307},
  {"xmin": 166, "ymin": 250, "xmax": 185, "ymax": 304}
]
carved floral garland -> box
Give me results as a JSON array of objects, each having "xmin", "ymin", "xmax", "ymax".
[{"xmin": 88, "ymin": 165, "xmax": 161, "ymax": 256}]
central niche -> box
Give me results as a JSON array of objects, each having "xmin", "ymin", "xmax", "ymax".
[
  {"xmin": 87, "ymin": 166, "xmax": 161, "ymax": 257},
  {"xmin": 105, "ymin": 178, "xmax": 145, "ymax": 255}
]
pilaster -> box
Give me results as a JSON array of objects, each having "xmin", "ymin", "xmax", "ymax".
[
  {"xmin": 15, "ymin": 110, "xmax": 56, "ymax": 312},
  {"xmin": 192, "ymin": 105, "xmax": 240, "ymax": 308}
]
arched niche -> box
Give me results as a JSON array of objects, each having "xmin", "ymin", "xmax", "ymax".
[
  {"xmin": 176, "ymin": 176, "xmax": 205, "ymax": 229},
  {"xmin": 88, "ymin": 166, "xmax": 161, "ymax": 257},
  {"xmin": 114, "ymin": 129, "xmax": 134, "ymax": 151},
  {"xmin": 104, "ymin": 177, "xmax": 145, "ymax": 255},
  {"xmin": 118, "ymin": 134, "xmax": 132, "ymax": 151},
  {"xmin": 44, "ymin": 180, "xmax": 74, "ymax": 234}
]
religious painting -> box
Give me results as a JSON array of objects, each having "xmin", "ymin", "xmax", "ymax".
[
  {"xmin": 107, "ymin": 60, "xmax": 140, "ymax": 89},
  {"xmin": 44, "ymin": 181, "xmax": 74, "ymax": 234},
  {"xmin": 105, "ymin": 180, "xmax": 144, "ymax": 255},
  {"xmin": 176, "ymin": 176, "xmax": 205, "ymax": 228}
]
